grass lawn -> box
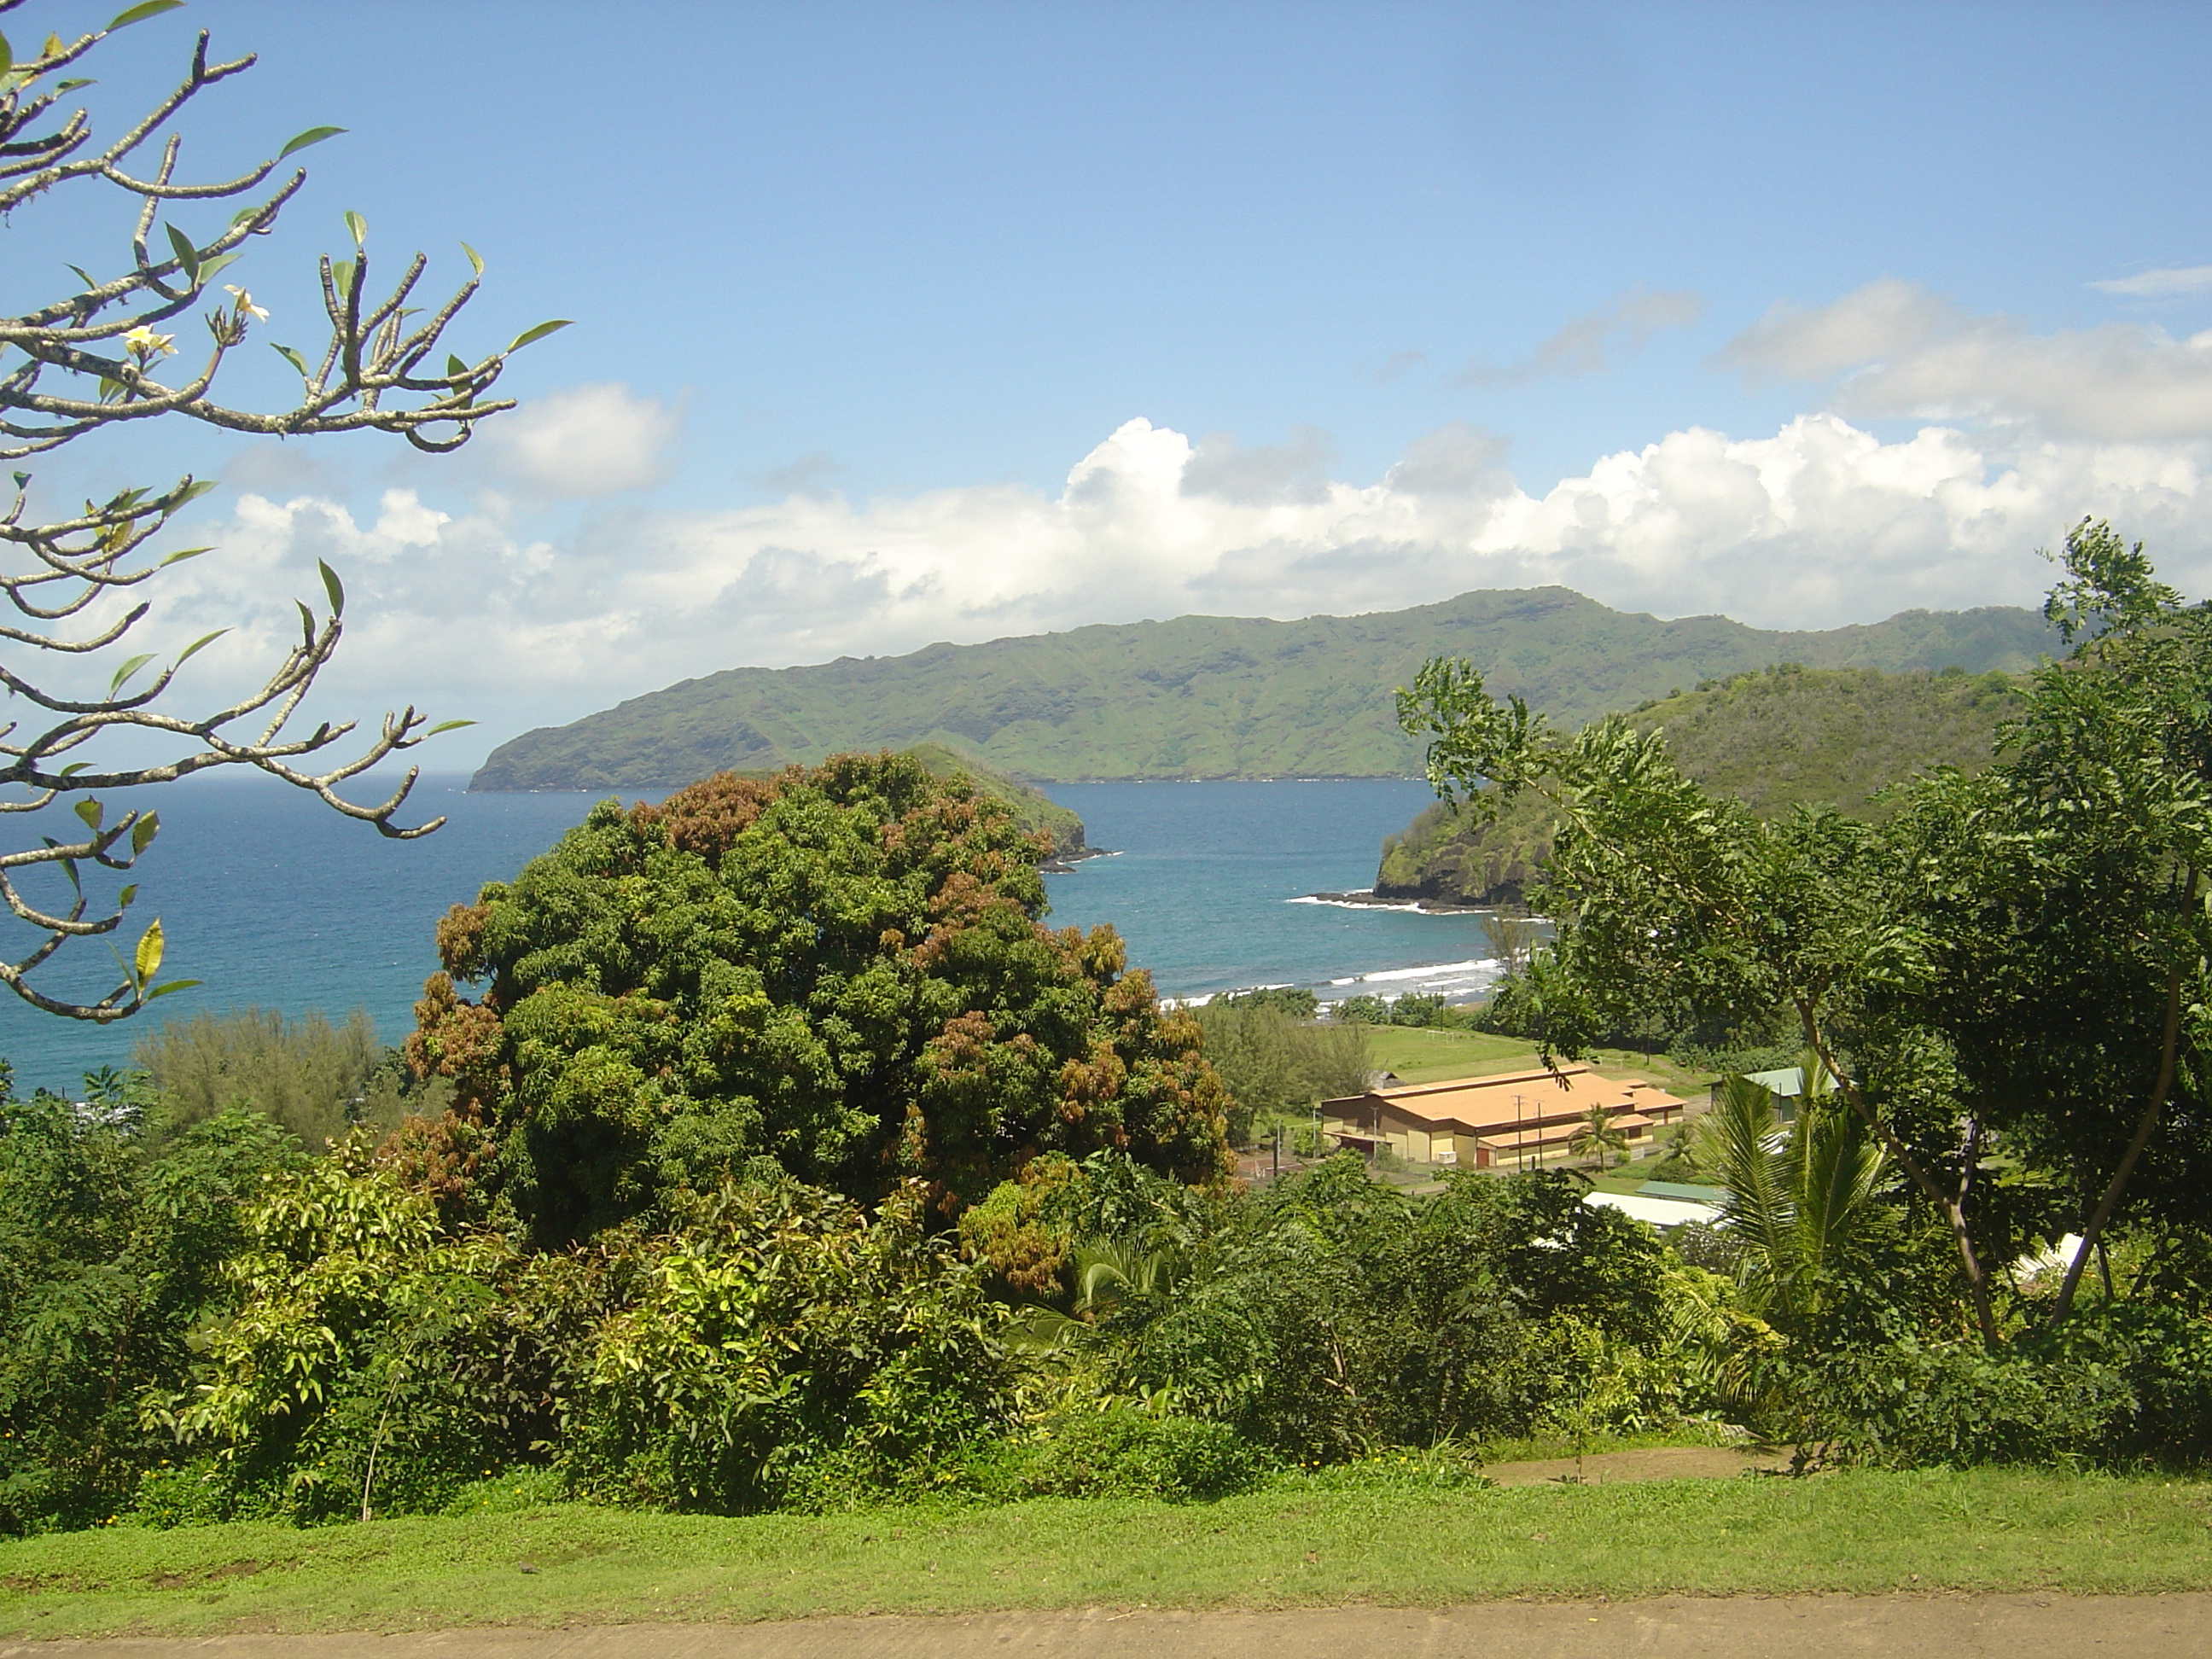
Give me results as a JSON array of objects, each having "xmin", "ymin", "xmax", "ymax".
[{"xmin": 4, "ymin": 1465, "xmax": 2209, "ymax": 1640}]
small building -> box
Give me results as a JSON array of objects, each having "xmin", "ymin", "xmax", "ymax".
[
  {"xmin": 1708, "ymin": 1065, "xmax": 1807, "ymax": 1121},
  {"xmin": 1318, "ymin": 1064, "xmax": 1691, "ymax": 1169}
]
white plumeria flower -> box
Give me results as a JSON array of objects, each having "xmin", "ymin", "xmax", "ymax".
[
  {"xmin": 223, "ymin": 285, "xmax": 269, "ymax": 322},
  {"xmin": 120, "ymin": 325, "xmax": 175, "ymax": 359}
]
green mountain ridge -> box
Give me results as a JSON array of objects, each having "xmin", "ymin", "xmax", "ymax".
[
  {"xmin": 1376, "ymin": 662, "xmax": 2023, "ymax": 906},
  {"xmin": 470, "ymin": 586, "xmax": 2062, "ymax": 790}
]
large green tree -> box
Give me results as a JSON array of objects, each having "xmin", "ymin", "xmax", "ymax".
[
  {"xmin": 406, "ymin": 754, "xmax": 1230, "ymax": 1240},
  {"xmin": 1396, "ymin": 522, "xmax": 2212, "ymax": 1345}
]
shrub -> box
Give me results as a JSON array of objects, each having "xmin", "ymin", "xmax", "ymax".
[
  {"xmin": 1190, "ymin": 1001, "xmax": 1367, "ymax": 1141},
  {"xmin": 983, "ymin": 1406, "xmax": 1274, "ymax": 1502},
  {"xmin": 0, "ymin": 1087, "xmax": 300, "ymax": 1536},
  {"xmin": 134, "ymin": 1008, "xmax": 400, "ymax": 1150},
  {"xmin": 1778, "ymin": 1342, "xmax": 2137, "ymax": 1468}
]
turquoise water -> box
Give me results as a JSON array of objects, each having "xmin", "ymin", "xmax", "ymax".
[{"xmin": 0, "ymin": 775, "xmax": 1499, "ymax": 1094}]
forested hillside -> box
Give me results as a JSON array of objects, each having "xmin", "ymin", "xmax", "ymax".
[
  {"xmin": 469, "ymin": 588, "xmax": 2058, "ymax": 789},
  {"xmin": 1377, "ymin": 664, "xmax": 2021, "ymax": 905}
]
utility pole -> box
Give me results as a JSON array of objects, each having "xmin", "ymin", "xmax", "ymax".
[{"xmin": 1272, "ymin": 1123, "xmax": 1282, "ymax": 1181}]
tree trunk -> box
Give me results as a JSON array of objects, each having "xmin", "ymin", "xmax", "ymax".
[
  {"xmin": 2053, "ymin": 969, "xmax": 2181, "ymax": 1324},
  {"xmin": 1798, "ymin": 1009, "xmax": 2000, "ymax": 1346}
]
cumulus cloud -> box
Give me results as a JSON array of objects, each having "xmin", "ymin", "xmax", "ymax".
[
  {"xmin": 2092, "ymin": 265, "xmax": 2212, "ymax": 298},
  {"xmin": 1722, "ymin": 278, "xmax": 2212, "ymax": 442},
  {"xmin": 485, "ymin": 381, "xmax": 679, "ymax": 497},
  {"xmin": 139, "ymin": 409, "xmax": 2212, "ymax": 760},
  {"xmin": 1460, "ymin": 288, "xmax": 1704, "ymax": 387}
]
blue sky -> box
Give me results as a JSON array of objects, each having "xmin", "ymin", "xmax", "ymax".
[{"xmin": 18, "ymin": 1, "xmax": 2212, "ymax": 761}]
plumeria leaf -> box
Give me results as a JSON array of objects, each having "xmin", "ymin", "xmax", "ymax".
[
  {"xmin": 0, "ymin": 33, "xmax": 14, "ymax": 79},
  {"xmin": 461, "ymin": 242, "xmax": 483, "ymax": 277},
  {"xmin": 174, "ymin": 629, "xmax": 225, "ymax": 665},
  {"xmin": 145, "ymin": 978, "xmax": 201, "ymax": 1001},
  {"xmin": 508, "ymin": 319, "xmax": 572, "ymax": 352},
  {"xmin": 67, "ymin": 264, "xmax": 97, "ymax": 291},
  {"xmin": 158, "ymin": 546, "xmax": 212, "ymax": 568},
  {"xmin": 108, "ymin": 652, "xmax": 155, "ymax": 697},
  {"xmin": 196, "ymin": 251, "xmax": 239, "ymax": 282},
  {"xmin": 318, "ymin": 559, "xmax": 345, "ymax": 619},
  {"xmin": 171, "ymin": 478, "xmax": 218, "ymax": 505},
  {"xmin": 295, "ymin": 600, "xmax": 317, "ymax": 637},
  {"xmin": 279, "ymin": 125, "xmax": 345, "ymax": 159},
  {"xmin": 343, "ymin": 210, "xmax": 367, "ymax": 249},
  {"xmin": 131, "ymin": 812, "xmax": 159, "ymax": 856},
  {"xmin": 331, "ymin": 259, "xmax": 355, "ymax": 301},
  {"xmin": 108, "ymin": 1, "xmax": 185, "ymax": 29},
  {"xmin": 164, "ymin": 223, "xmax": 199, "ymax": 283},
  {"xmin": 271, "ymin": 342, "xmax": 309, "ymax": 377},
  {"xmin": 56, "ymin": 77, "xmax": 93, "ymax": 92},
  {"xmin": 132, "ymin": 917, "xmax": 164, "ymax": 985},
  {"xmin": 118, "ymin": 883, "xmax": 137, "ymax": 908},
  {"xmin": 73, "ymin": 798, "xmax": 102, "ymax": 831},
  {"xmin": 426, "ymin": 719, "xmax": 476, "ymax": 736}
]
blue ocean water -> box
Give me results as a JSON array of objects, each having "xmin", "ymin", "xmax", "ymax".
[
  {"xmin": 0, "ymin": 774, "xmax": 1499, "ymax": 1094},
  {"xmin": 0, "ymin": 774, "xmax": 607, "ymax": 1094},
  {"xmin": 1039, "ymin": 780, "xmax": 1499, "ymax": 1005}
]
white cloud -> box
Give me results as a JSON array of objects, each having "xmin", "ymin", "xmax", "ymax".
[
  {"xmin": 134, "ymin": 410, "xmax": 2212, "ymax": 765},
  {"xmin": 2091, "ymin": 265, "xmax": 2212, "ymax": 298},
  {"xmin": 485, "ymin": 381, "xmax": 679, "ymax": 497},
  {"xmin": 1722, "ymin": 279, "xmax": 2212, "ymax": 442},
  {"xmin": 1461, "ymin": 288, "xmax": 1705, "ymax": 386}
]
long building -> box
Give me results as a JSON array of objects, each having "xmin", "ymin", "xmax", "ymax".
[{"xmin": 1318, "ymin": 1064, "xmax": 1691, "ymax": 1169}]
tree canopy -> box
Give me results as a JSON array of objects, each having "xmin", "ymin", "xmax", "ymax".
[
  {"xmin": 406, "ymin": 753, "xmax": 1230, "ymax": 1240},
  {"xmin": 1398, "ymin": 521, "xmax": 2212, "ymax": 1347}
]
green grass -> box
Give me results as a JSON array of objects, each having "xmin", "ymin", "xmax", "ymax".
[{"xmin": 5, "ymin": 1467, "xmax": 2208, "ymax": 1639}]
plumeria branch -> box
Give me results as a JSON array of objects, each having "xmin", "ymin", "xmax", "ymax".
[{"xmin": 0, "ymin": 0, "xmax": 556, "ymax": 1021}]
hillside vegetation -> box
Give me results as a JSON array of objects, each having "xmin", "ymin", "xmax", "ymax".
[
  {"xmin": 902, "ymin": 741, "xmax": 1088, "ymax": 857},
  {"xmin": 469, "ymin": 587, "xmax": 2058, "ymax": 789},
  {"xmin": 1377, "ymin": 663, "xmax": 2021, "ymax": 905}
]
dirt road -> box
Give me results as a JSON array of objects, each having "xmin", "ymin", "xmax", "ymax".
[{"xmin": 10, "ymin": 1596, "xmax": 2204, "ymax": 1659}]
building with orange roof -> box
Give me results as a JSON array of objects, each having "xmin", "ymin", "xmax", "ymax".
[{"xmin": 1318, "ymin": 1064, "xmax": 1690, "ymax": 1169}]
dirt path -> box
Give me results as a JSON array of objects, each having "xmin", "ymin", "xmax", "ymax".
[
  {"xmin": 10, "ymin": 1597, "xmax": 2207, "ymax": 1659},
  {"xmin": 1479, "ymin": 1445, "xmax": 1785, "ymax": 1486}
]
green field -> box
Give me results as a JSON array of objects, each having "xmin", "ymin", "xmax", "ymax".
[{"xmin": 4, "ymin": 1465, "xmax": 2206, "ymax": 1640}]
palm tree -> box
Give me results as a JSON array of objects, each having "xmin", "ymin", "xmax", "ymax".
[
  {"xmin": 1569, "ymin": 1103, "xmax": 1632, "ymax": 1169},
  {"xmin": 1691, "ymin": 1066, "xmax": 1886, "ymax": 1332}
]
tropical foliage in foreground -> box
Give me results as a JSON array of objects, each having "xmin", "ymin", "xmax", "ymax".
[
  {"xmin": 6, "ymin": 552, "xmax": 2212, "ymax": 1543},
  {"xmin": 1400, "ymin": 522, "xmax": 2212, "ymax": 1360}
]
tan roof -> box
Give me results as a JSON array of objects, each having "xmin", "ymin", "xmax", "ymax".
[{"xmin": 1322, "ymin": 1064, "xmax": 1686, "ymax": 1139}]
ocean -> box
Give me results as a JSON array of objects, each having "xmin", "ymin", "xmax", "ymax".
[{"xmin": 0, "ymin": 772, "xmax": 1501, "ymax": 1095}]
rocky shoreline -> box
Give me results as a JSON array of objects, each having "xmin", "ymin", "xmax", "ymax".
[{"xmin": 1303, "ymin": 888, "xmax": 1490, "ymax": 914}]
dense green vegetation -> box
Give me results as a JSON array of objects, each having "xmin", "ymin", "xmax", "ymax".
[
  {"xmin": 5, "ymin": 540, "xmax": 2208, "ymax": 1592},
  {"xmin": 1378, "ymin": 662, "xmax": 2022, "ymax": 905},
  {"xmin": 902, "ymin": 741, "xmax": 1089, "ymax": 858},
  {"xmin": 469, "ymin": 587, "xmax": 2058, "ymax": 789},
  {"xmin": 1400, "ymin": 521, "xmax": 2212, "ymax": 1359}
]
